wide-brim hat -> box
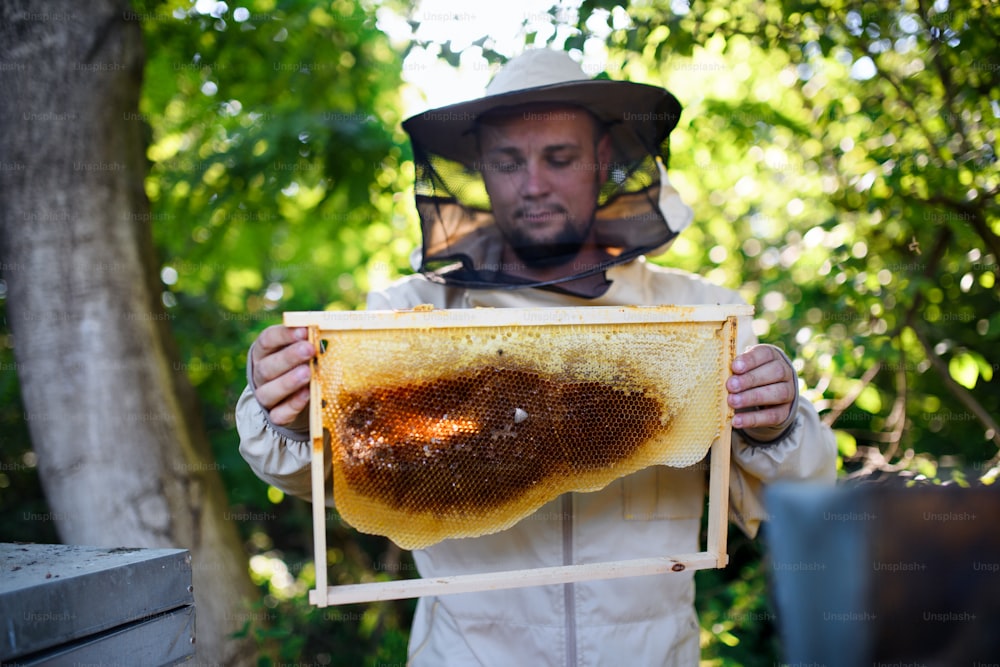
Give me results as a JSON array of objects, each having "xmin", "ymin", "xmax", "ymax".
[{"xmin": 402, "ymin": 49, "xmax": 682, "ymax": 168}]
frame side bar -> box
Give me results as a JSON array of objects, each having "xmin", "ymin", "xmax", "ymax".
[
  {"xmin": 309, "ymin": 326, "xmax": 329, "ymax": 608},
  {"xmin": 705, "ymin": 316, "xmax": 736, "ymax": 568}
]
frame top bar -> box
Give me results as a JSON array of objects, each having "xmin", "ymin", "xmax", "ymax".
[{"xmin": 284, "ymin": 304, "xmax": 753, "ymax": 330}]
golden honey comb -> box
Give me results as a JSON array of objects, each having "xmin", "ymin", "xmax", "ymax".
[{"xmin": 292, "ymin": 306, "xmax": 745, "ymax": 550}]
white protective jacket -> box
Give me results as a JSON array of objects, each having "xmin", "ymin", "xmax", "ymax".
[{"xmin": 236, "ymin": 257, "xmax": 837, "ymax": 666}]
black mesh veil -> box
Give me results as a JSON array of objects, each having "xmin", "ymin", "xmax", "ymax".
[{"xmin": 401, "ymin": 62, "xmax": 692, "ymax": 299}]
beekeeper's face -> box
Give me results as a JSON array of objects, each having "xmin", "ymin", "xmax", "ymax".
[{"xmin": 477, "ymin": 105, "xmax": 611, "ymax": 267}]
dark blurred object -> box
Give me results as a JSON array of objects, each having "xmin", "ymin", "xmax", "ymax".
[{"xmin": 765, "ymin": 482, "xmax": 1000, "ymax": 667}]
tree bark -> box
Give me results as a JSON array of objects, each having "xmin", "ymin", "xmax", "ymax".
[{"xmin": 0, "ymin": 2, "xmax": 256, "ymax": 663}]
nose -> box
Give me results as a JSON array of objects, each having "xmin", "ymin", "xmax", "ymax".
[{"xmin": 519, "ymin": 160, "xmax": 550, "ymax": 198}]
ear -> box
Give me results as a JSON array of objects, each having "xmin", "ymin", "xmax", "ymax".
[{"xmin": 596, "ymin": 133, "xmax": 613, "ymax": 186}]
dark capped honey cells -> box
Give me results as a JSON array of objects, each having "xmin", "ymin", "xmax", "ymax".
[{"xmin": 335, "ymin": 366, "xmax": 665, "ymax": 514}]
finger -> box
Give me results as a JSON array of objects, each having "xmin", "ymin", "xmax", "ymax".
[
  {"xmin": 731, "ymin": 344, "xmax": 783, "ymax": 375},
  {"xmin": 728, "ymin": 376, "xmax": 796, "ymax": 411},
  {"xmin": 268, "ymin": 387, "xmax": 311, "ymax": 426},
  {"xmin": 732, "ymin": 405, "xmax": 792, "ymax": 430},
  {"xmin": 726, "ymin": 358, "xmax": 791, "ymax": 394},
  {"xmin": 254, "ymin": 363, "xmax": 311, "ymax": 411},
  {"xmin": 252, "ymin": 338, "xmax": 316, "ymax": 388},
  {"xmin": 253, "ymin": 325, "xmax": 309, "ymax": 360}
]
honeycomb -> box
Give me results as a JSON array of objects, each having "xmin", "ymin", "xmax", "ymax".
[{"xmin": 307, "ymin": 308, "xmax": 739, "ymax": 550}]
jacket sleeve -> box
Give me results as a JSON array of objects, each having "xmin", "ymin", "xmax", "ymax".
[
  {"xmin": 727, "ymin": 386, "xmax": 838, "ymax": 539},
  {"xmin": 235, "ymin": 344, "xmax": 328, "ymax": 502},
  {"xmin": 237, "ymin": 383, "xmax": 327, "ymax": 500}
]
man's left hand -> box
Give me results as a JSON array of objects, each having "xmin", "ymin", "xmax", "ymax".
[{"xmin": 727, "ymin": 344, "xmax": 796, "ymax": 430}]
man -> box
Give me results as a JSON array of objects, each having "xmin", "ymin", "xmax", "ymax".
[{"xmin": 237, "ymin": 49, "xmax": 836, "ymax": 665}]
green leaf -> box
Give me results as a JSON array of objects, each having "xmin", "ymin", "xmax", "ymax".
[
  {"xmin": 856, "ymin": 385, "xmax": 883, "ymax": 414},
  {"xmin": 915, "ymin": 457, "xmax": 938, "ymax": 480},
  {"xmin": 949, "ymin": 352, "xmax": 980, "ymax": 390},
  {"xmin": 836, "ymin": 430, "xmax": 857, "ymax": 458}
]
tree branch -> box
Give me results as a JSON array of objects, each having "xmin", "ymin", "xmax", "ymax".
[
  {"xmin": 866, "ymin": 45, "xmax": 948, "ymax": 169},
  {"xmin": 910, "ymin": 322, "xmax": 1000, "ymax": 453},
  {"xmin": 880, "ymin": 352, "xmax": 909, "ymax": 461},
  {"xmin": 843, "ymin": 444, "xmax": 916, "ymax": 481},
  {"xmin": 825, "ymin": 361, "xmax": 882, "ymax": 428},
  {"xmin": 916, "ymin": 0, "xmax": 970, "ymax": 147},
  {"xmin": 922, "ymin": 195, "xmax": 1000, "ymax": 267}
]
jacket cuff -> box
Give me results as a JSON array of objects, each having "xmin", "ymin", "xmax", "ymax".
[
  {"xmin": 246, "ymin": 342, "xmax": 310, "ymax": 442},
  {"xmin": 737, "ymin": 416, "xmax": 799, "ymax": 448}
]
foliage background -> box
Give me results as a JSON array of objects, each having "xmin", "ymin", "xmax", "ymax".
[{"xmin": 1, "ymin": 0, "xmax": 996, "ymax": 664}]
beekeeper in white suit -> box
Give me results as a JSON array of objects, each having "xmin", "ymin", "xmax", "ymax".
[{"xmin": 237, "ymin": 49, "xmax": 836, "ymax": 666}]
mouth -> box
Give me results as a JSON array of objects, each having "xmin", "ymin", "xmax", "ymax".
[{"xmin": 518, "ymin": 207, "xmax": 564, "ymax": 225}]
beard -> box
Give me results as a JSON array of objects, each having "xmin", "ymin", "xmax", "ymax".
[{"xmin": 502, "ymin": 207, "xmax": 595, "ymax": 269}]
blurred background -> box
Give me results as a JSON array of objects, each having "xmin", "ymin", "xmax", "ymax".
[{"xmin": 1, "ymin": 0, "xmax": 997, "ymax": 665}]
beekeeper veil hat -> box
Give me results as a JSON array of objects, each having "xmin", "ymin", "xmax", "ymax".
[{"xmin": 401, "ymin": 48, "xmax": 693, "ymax": 298}]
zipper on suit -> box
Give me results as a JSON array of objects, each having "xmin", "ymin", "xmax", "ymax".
[{"xmin": 562, "ymin": 493, "xmax": 577, "ymax": 667}]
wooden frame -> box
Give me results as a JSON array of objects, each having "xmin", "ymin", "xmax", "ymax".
[{"xmin": 284, "ymin": 304, "xmax": 751, "ymax": 607}]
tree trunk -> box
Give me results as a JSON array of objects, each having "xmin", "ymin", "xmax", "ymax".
[{"xmin": 0, "ymin": 2, "xmax": 256, "ymax": 663}]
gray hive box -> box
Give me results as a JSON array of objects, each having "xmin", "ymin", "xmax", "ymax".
[
  {"xmin": 765, "ymin": 482, "xmax": 1000, "ymax": 666},
  {"xmin": 0, "ymin": 543, "xmax": 195, "ymax": 666}
]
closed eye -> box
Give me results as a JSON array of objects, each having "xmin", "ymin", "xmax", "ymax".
[
  {"xmin": 493, "ymin": 161, "xmax": 521, "ymax": 173},
  {"xmin": 545, "ymin": 148, "xmax": 580, "ymax": 168}
]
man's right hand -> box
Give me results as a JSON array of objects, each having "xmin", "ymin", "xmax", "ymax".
[{"xmin": 250, "ymin": 325, "xmax": 316, "ymax": 426}]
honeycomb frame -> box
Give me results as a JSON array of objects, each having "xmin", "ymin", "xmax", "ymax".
[{"xmin": 284, "ymin": 304, "xmax": 752, "ymax": 607}]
